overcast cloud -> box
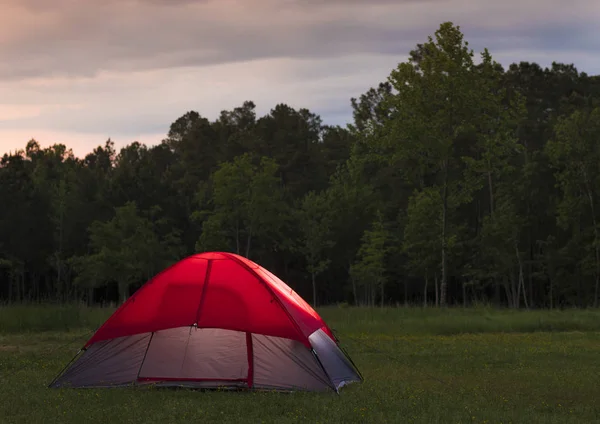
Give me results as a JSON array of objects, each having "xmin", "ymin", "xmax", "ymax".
[{"xmin": 0, "ymin": 0, "xmax": 598, "ymax": 157}]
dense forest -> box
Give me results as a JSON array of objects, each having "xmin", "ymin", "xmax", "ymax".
[{"xmin": 2, "ymin": 22, "xmax": 600, "ymax": 309}]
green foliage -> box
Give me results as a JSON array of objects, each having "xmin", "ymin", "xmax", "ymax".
[
  {"xmin": 546, "ymin": 108, "xmax": 600, "ymax": 306},
  {"xmin": 295, "ymin": 190, "xmax": 335, "ymax": 306},
  {"xmin": 546, "ymin": 108, "xmax": 600, "ymax": 228},
  {"xmin": 1, "ymin": 21, "xmax": 600, "ymax": 308},
  {"xmin": 72, "ymin": 202, "xmax": 182, "ymax": 302},
  {"xmin": 402, "ymin": 188, "xmax": 441, "ymax": 277},
  {"xmin": 350, "ymin": 211, "xmax": 390, "ymax": 307},
  {"xmin": 376, "ymin": 22, "xmax": 521, "ymax": 305},
  {"xmin": 195, "ymin": 154, "xmax": 288, "ymax": 259}
]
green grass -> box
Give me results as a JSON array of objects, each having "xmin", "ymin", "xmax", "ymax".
[
  {"xmin": 3, "ymin": 304, "xmax": 600, "ymax": 336},
  {"xmin": 1, "ymin": 305, "xmax": 600, "ymax": 423},
  {"xmin": 0, "ymin": 303, "xmax": 112, "ymax": 333}
]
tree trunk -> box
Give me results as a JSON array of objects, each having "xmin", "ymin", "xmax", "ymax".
[
  {"xmin": 119, "ymin": 282, "xmax": 128, "ymax": 305},
  {"xmin": 14, "ymin": 268, "xmax": 19, "ymax": 303},
  {"xmin": 595, "ymin": 270, "xmax": 600, "ymax": 308},
  {"xmin": 590, "ymin": 214, "xmax": 599, "ymax": 307},
  {"xmin": 578, "ymin": 269, "xmax": 583, "ymax": 308},
  {"xmin": 29, "ymin": 271, "xmax": 36, "ymax": 303},
  {"xmin": 349, "ymin": 263, "xmax": 358, "ymax": 306},
  {"xmin": 529, "ymin": 262, "xmax": 534, "ymax": 309},
  {"xmin": 440, "ymin": 161, "xmax": 449, "ymax": 306},
  {"xmin": 513, "ymin": 267, "xmax": 520, "ymax": 309},
  {"xmin": 311, "ymin": 271, "xmax": 317, "ymax": 308},
  {"xmin": 525, "ymin": 183, "xmax": 534, "ymax": 308},
  {"xmin": 8, "ymin": 268, "xmax": 13, "ymax": 303},
  {"xmin": 487, "ymin": 170, "xmax": 494, "ymax": 215},
  {"xmin": 593, "ymin": 214, "xmax": 600, "ymax": 307},
  {"xmin": 434, "ymin": 273, "xmax": 439, "ymax": 307},
  {"xmin": 236, "ymin": 221, "xmax": 240, "ymax": 255},
  {"xmin": 371, "ymin": 284, "xmax": 376, "ymax": 308},
  {"xmin": 88, "ymin": 287, "xmax": 94, "ymax": 306},
  {"xmin": 528, "ymin": 228, "xmax": 534, "ymax": 309},
  {"xmin": 548, "ymin": 276, "xmax": 553, "ymax": 310},
  {"xmin": 515, "ymin": 242, "xmax": 529, "ymax": 309},
  {"xmin": 21, "ymin": 264, "xmax": 26, "ymax": 303},
  {"xmin": 245, "ymin": 232, "xmax": 252, "ymax": 259},
  {"xmin": 503, "ymin": 276, "xmax": 514, "ymax": 309},
  {"xmin": 284, "ymin": 258, "xmax": 290, "ymax": 288},
  {"xmin": 583, "ymin": 172, "xmax": 599, "ymax": 307},
  {"xmin": 424, "ymin": 273, "xmax": 429, "ymax": 307}
]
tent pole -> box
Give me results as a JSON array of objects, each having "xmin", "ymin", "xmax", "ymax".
[
  {"xmin": 245, "ymin": 332, "xmax": 254, "ymax": 389},
  {"xmin": 311, "ymin": 349, "xmax": 338, "ymax": 394},
  {"xmin": 340, "ymin": 344, "xmax": 364, "ymax": 382},
  {"xmin": 135, "ymin": 332, "xmax": 154, "ymax": 384},
  {"xmin": 194, "ymin": 260, "xmax": 213, "ymax": 323}
]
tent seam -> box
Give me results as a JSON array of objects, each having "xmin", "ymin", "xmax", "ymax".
[
  {"xmin": 246, "ymin": 332, "xmax": 254, "ymax": 389},
  {"xmin": 311, "ymin": 348, "xmax": 338, "ymax": 394},
  {"xmin": 194, "ymin": 259, "xmax": 213, "ymax": 325},
  {"xmin": 223, "ymin": 253, "xmax": 308, "ymax": 345},
  {"xmin": 135, "ymin": 332, "xmax": 154, "ymax": 383},
  {"xmin": 83, "ymin": 258, "xmax": 201, "ymax": 348}
]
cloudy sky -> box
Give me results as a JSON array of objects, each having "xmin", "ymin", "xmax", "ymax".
[{"xmin": 0, "ymin": 0, "xmax": 597, "ymax": 157}]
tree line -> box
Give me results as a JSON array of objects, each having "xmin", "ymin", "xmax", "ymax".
[{"xmin": 2, "ymin": 22, "xmax": 600, "ymax": 309}]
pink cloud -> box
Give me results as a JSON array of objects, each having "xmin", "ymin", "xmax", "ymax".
[{"xmin": 0, "ymin": 129, "xmax": 164, "ymax": 158}]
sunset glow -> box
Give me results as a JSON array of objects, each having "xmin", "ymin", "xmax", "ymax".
[{"xmin": 1, "ymin": 0, "xmax": 597, "ymax": 158}]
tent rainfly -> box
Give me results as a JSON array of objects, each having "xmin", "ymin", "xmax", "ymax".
[{"xmin": 49, "ymin": 252, "xmax": 363, "ymax": 392}]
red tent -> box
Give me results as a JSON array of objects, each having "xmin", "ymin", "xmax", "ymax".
[{"xmin": 50, "ymin": 252, "xmax": 362, "ymax": 392}]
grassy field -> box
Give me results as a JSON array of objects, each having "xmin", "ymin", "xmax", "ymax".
[{"xmin": 1, "ymin": 305, "xmax": 600, "ymax": 423}]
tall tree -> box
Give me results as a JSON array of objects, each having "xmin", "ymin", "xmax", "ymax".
[
  {"xmin": 296, "ymin": 190, "xmax": 335, "ymax": 307},
  {"xmin": 2, "ymin": 21, "xmax": 600, "ymax": 308},
  {"xmin": 546, "ymin": 108, "xmax": 600, "ymax": 307},
  {"xmin": 195, "ymin": 154, "xmax": 288, "ymax": 260},
  {"xmin": 72, "ymin": 202, "xmax": 182, "ymax": 303},
  {"xmin": 383, "ymin": 22, "xmax": 483, "ymax": 305},
  {"xmin": 350, "ymin": 211, "xmax": 389, "ymax": 307},
  {"xmin": 402, "ymin": 188, "xmax": 443, "ymax": 306},
  {"xmin": 324, "ymin": 154, "xmax": 377, "ymax": 304}
]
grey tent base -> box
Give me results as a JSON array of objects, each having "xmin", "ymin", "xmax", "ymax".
[{"xmin": 49, "ymin": 327, "xmax": 362, "ymax": 393}]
